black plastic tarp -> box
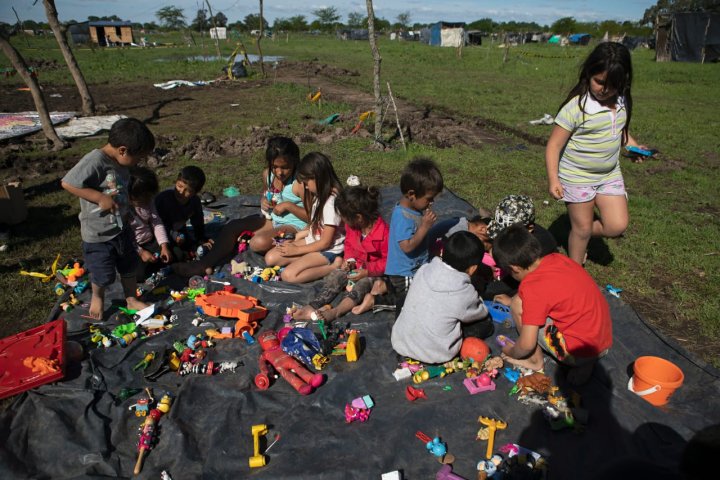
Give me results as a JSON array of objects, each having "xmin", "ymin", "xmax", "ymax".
[
  {"xmin": 1, "ymin": 188, "xmax": 718, "ymax": 479},
  {"xmin": 671, "ymin": 12, "xmax": 720, "ymax": 62}
]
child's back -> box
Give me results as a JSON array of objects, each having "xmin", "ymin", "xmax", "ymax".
[{"xmin": 391, "ymin": 232, "xmax": 488, "ymax": 364}]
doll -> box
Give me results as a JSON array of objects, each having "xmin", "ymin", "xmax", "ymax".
[{"xmin": 254, "ymin": 330, "xmax": 324, "ymax": 395}]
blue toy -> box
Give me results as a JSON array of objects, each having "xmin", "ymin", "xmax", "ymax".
[
  {"xmin": 281, "ymin": 328, "xmax": 323, "ymax": 368},
  {"xmin": 606, "ymin": 284, "xmax": 623, "ymax": 298},
  {"xmin": 625, "ymin": 145, "xmax": 656, "ymax": 157},
  {"xmin": 503, "ymin": 367, "xmax": 520, "ymax": 384},
  {"xmin": 484, "ymin": 301, "xmax": 514, "ymax": 328}
]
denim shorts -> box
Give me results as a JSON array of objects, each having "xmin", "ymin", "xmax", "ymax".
[
  {"xmin": 320, "ymin": 251, "xmax": 341, "ymax": 264},
  {"xmin": 82, "ymin": 229, "xmax": 139, "ymax": 287},
  {"xmin": 560, "ymin": 178, "xmax": 626, "ymax": 203}
]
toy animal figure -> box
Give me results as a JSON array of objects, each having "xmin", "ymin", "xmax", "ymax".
[{"xmin": 254, "ymin": 330, "xmax": 324, "ymax": 395}]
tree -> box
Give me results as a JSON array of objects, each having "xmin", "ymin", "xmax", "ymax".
[
  {"xmin": 156, "ymin": 6, "xmax": 185, "ymax": 30},
  {"xmin": 365, "ymin": 0, "xmax": 382, "ymax": 143},
  {"xmin": 0, "ymin": 30, "xmax": 66, "ymax": 150},
  {"xmin": 190, "ymin": 9, "xmax": 208, "ymax": 31},
  {"xmin": 396, "ymin": 11, "xmax": 411, "ymax": 27},
  {"xmin": 468, "ymin": 18, "xmax": 496, "ymax": 32},
  {"xmin": 286, "ymin": 15, "xmax": 308, "ymax": 31},
  {"xmin": 347, "ymin": 12, "xmax": 364, "ymax": 28},
  {"xmin": 313, "ymin": 7, "xmax": 340, "ymax": 30},
  {"xmin": 643, "ymin": 0, "xmax": 720, "ymax": 25},
  {"xmin": 551, "ymin": 16, "xmax": 577, "ymax": 34},
  {"xmin": 243, "ymin": 14, "xmax": 269, "ymax": 31},
  {"xmin": 214, "ymin": 12, "xmax": 227, "ymax": 27},
  {"xmin": 43, "ymin": 0, "xmax": 95, "ymax": 115},
  {"xmin": 143, "ymin": 22, "xmax": 159, "ymax": 31}
]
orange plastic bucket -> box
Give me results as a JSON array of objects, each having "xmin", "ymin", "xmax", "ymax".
[{"xmin": 628, "ymin": 356, "xmax": 684, "ymax": 406}]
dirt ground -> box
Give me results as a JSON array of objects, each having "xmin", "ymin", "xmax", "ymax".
[{"xmin": 0, "ymin": 60, "xmax": 709, "ymax": 364}]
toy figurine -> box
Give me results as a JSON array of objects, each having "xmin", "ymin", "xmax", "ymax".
[
  {"xmin": 254, "ymin": 330, "xmax": 324, "ymax": 395},
  {"xmin": 128, "ymin": 397, "xmax": 150, "ymax": 417}
]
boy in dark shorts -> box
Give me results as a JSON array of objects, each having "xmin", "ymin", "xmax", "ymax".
[{"xmin": 61, "ymin": 118, "xmax": 154, "ymax": 319}]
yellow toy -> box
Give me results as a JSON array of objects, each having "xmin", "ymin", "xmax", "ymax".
[
  {"xmin": 249, "ymin": 424, "xmax": 268, "ymax": 468},
  {"xmin": 478, "ymin": 416, "xmax": 507, "ymax": 459}
]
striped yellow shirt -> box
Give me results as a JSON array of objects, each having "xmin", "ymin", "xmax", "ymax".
[{"xmin": 555, "ymin": 94, "xmax": 626, "ymax": 185}]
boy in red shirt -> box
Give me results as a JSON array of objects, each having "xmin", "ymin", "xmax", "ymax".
[{"xmin": 492, "ymin": 224, "xmax": 612, "ymax": 385}]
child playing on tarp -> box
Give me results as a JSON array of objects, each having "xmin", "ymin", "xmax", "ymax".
[
  {"xmin": 492, "ymin": 224, "xmax": 612, "ymax": 385},
  {"xmin": 382, "ymin": 157, "xmax": 444, "ymax": 311},
  {"xmin": 265, "ymin": 152, "xmax": 345, "ymax": 283},
  {"xmin": 128, "ymin": 167, "xmax": 172, "ymax": 277},
  {"xmin": 60, "ymin": 118, "xmax": 153, "ymax": 320},
  {"xmin": 391, "ymin": 231, "xmax": 490, "ymax": 364},
  {"xmin": 155, "ymin": 165, "xmax": 213, "ymax": 260},
  {"xmin": 294, "ymin": 184, "xmax": 390, "ymax": 321},
  {"xmin": 249, "ymin": 136, "xmax": 308, "ymax": 253}
]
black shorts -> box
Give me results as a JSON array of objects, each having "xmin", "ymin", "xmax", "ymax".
[{"xmin": 82, "ymin": 229, "xmax": 139, "ymax": 287}]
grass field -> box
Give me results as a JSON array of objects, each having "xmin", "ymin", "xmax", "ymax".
[{"xmin": 1, "ymin": 32, "xmax": 719, "ymax": 366}]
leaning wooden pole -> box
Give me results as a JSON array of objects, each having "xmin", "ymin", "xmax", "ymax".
[
  {"xmin": 0, "ymin": 33, "xmax": 67, "ymax": 150},
  {"xmin": 257, "ymin": 0, "xmax": 266, "ymax": 79},
  {"xmin": 365, "ymin": 0, "xmax": 383, "ymax": 144},
  {"xmin": 43, "ymin": 0, "xmax": 95, "ymax": 115},
  {"xmin": 204, "ymin": 0, "xmax": 222, "ymax": 58}
]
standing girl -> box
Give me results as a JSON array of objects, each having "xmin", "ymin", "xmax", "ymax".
[
  {"xmin": 249, "ymin": 136, "xmax": 308, "ymax": 253},
  {"xmin": 295, "ymin": 185, "xmax": 390, "ymax": 321},
  {"xmin": 265, "ymin": 152, "xmax": 345, "ymax": 283},
  {"xmin": 545, "ymin": 42, "xmax": 646, "ymax": 265}
]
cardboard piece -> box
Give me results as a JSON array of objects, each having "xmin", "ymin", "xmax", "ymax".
[{"xmin": 0, "ymin": 182, "xmax": 28, "ymax": 225}]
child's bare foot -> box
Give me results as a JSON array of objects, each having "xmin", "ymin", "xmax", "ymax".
[
  {"xmin": 318, "ymin": 307, "xmax": 338, "ymax": 322},
  {"xmin": 293, "ymin": 305, "xmax": 316, "ymax": 320},
  {"xmin": 126, "ymin": 297, "xmax": 150, "ymax": 312},
  {"xmin": 331, "ymin": 256, "xmax": 343, "ymax": 269},
  {"xmin": 88, "ymin": 295, "xmax": 104, "ymax": 320},
  {"xmin": 370, "ymin": 279, "xmax": 387, "ymax": 296},
  {"xmin": 205, "ymin": 266, "xmax": 213, "ymax": 276},
  {"xmin": 351, "ymin": 293, "xmax": 375, "ymax": 315},
  {"xmin": 501, "ymin": 353, "xmax": 544, "ymax": 372}
]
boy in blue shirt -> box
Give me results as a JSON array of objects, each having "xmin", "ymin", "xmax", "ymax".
[
  {"xmin": 61, "ymin": 118, "xmax": 154, "ymax": 320},
  {"xmin": 382, "ymin": 157, "xmax": 444, "ymax": 310}
]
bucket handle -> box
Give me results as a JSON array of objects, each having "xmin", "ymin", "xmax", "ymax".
[{"xmin": 627, "ymin": 377, "xmax": 661, "ymax": 397}]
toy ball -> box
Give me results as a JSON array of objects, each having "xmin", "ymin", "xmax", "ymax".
[{"xmin": 460, "ymin": 337, "xmax": 489, "ymax": 363}]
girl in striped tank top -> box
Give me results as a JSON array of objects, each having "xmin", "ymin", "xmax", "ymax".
[{"xmin": 545, "ymin": 42, "xmax": 649, "ymax": 266}]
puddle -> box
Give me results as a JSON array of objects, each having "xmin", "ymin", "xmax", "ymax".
[{"xmin": 156, "ymin": 54, "xmax": 284, "ymax": 64}]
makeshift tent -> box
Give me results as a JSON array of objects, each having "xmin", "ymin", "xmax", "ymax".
[
  {"xmin": 336, "ymin": 29, "xmax": 369, "ymax": 41},
  {"xmin": 428, "ymin": 21, "xmax": 466, "ymax": 47},
  {"xmin": 568, "ymin": 33, "xmax": 592, "ymax": 45},
  {"xmin": 655, "ymin": 12, "xmax": 720, "ymax": 62},
  {"xmin": 466, "ymin": 31, "xmax": 483, "ymax": 45},
  {"xmin": 1, "ymin": 188, "xmax": 718, "ymax": 479}
]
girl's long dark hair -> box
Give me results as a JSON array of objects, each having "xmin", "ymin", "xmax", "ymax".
[
  {"xmin": 265, "ymin": 136, "xmax": 300, "ymax": 188},
  {"xmin": 335, "ymin": 185, "xmax": 381, "ymax": 229},
  {"xmin": 559, "ymin": 42, "xmax": 633, "ymax": 144},
  {"xmin": 296, "ymin": 152, "xmax": 342, "ymax": 231}
]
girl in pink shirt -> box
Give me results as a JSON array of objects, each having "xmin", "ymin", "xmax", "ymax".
[{"xmin": 128, "ymin": 167, "xmax": 172, "ymax": 270}]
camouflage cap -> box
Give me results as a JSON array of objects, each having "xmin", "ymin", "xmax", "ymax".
[{"xmin": 487, "ymin": 195, "xmax": 535, "ymax": 239}]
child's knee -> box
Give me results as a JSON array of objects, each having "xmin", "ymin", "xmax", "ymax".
[
  {"xmin": 264, "ymin": 249, "xmax": 281, "ymax": 265},
  {"xmin": 251, "ymin": 234, "xmax": 273, "ymax": 252}
]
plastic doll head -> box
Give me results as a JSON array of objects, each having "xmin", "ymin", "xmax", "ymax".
[{"xmin": 258, "ymin": 330, "xmax": 280, "ymax": 351}]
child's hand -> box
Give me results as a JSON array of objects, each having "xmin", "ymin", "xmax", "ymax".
[
  {"xmin": 159, "ymin": 243, "xmax": 172, "ymax": 263},
  {"xmin": 260, "ymin": 196, "xmax": 273, "ymax": 212},
  {"xmin": 272, "ymin": 201, "xmax": 292, "ymax": 215},
  {"xmin": 548, "ymin": 179, "xmax": 564, "ymax": 200},
  {"xmin": 97, "ymin": 192, "xmax": 117, "ymax": 212},
  {"xmin": 201, "ymin": 239, "xmax": 214, "ymax": 251},
  {"xmin": 420, "ymin": 208, "xmax": 437, "ymax": 229},
  {"xmin": 275, "ymin": 242, "xmax": 299, "ymax": 257},
  {"xmin": 348, "ymin": 269, "xmax": 368, "ymax": 281},
  {"xmin": 139, "ymin": 248, "xmax": 156, "ymax": 263}
]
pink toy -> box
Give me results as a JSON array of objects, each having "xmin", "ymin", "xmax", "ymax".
[
  {"xmin": 254, "ymin": 330, "xmax": 324, "ymax": 395},
  {"xmin": 464, "ymin": 373, "xmax": 496, "ymax": 395},
  {"xmin": 345, "ymin": 394, "xmax": 374, "ymax": 423},
  {"xmin": 436, "ymin": 464, "xmax": 469, "ymax": 480}
]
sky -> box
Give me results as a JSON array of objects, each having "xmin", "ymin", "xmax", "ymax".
[{"xmin": 3, "ymin": 1, "xmax": 655, "ymax": 27}]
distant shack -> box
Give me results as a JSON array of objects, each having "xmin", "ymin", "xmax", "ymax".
[{"xmin": 69, "ymin": 21, "xmax": 134, "ymax": 46}]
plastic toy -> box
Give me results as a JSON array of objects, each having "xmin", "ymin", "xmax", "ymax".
[
  {"xmin": 134, "ymin": 392, "xmax": 173, "ymax": 475},
  {"xmin": 436, "ymin": 464, "xmax": 469, "ymax": 480},
  {"xmin": 194, "ymin": 291, "xmax": 268, "ymax": 336},
  {"xmin": 55, "ymin": 262, "xmax": 85, "ymax": 285},
  {"xmin": 478, "ymin": 416, "xmax": 507, "ymax": 459},
  {"xmin": 345, "ymin": 395, "xmax": 374, "ymax": 423},
  {"xmin": 503, "ymin": 367, "xmax": 520, "ymax": 383},
  {"xmin": 249, "ymin": 424, "xmax": 269, "ymax": 468},
  {"xmin": 255, "ymin": 330, "xmax": 325, "ymax": 395},
  {"xmin": 495, "ymin": 335, "xmax": 515, "ymax": 348},
  {"xmin": 416, "ymin": 431, "xmax": 455, "ymax": 464},
  {"xmin": 460, "ymin": 337, "xmax": 490, "ymax": 363},
  {"xmin": 405, "ymin": 385, "xmax": 427, "ymax": 402},
  {"xmin": 281, "ymin": 328, "xmax": 327, "ymax": 370},
  {"xmin": 483, "ymin": 300, "xmax": 513, "ymax": 327},
  {"xmin": 464, "ymin": 373, "xmax": 496, "ymax": 395},
  {"xmin": 606, "ymin": 284, "xmax": 623, "ymax": 298},
  {"xmin": 133, "ymin": 352, "xmax": 156, "ymax": 371},
  {"xmin": 477, "ymin": 455, "xmax": 503, "ymax": 480},
  {"xmin": 128, "ymin": 397, "xmax": 150, "ymax": 417},
  {"xmin": 625, "ymin": 145, "xmax": 657, "ymax": 157},
  {"xmin": 413, "ymin": 365, "xmax": 449, "ymax": 384}
]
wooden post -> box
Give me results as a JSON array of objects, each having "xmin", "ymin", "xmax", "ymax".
[
  {"xmin": 386, "ymin": 82, "xmax": 406, "ymax": 151},
  {"xmin": 0, "ymin": 33, "xmax": 67, "ymax": 150},
  {"xmin": 366, "ymin": 0, "xmax": 383, "ymax": 145},
  {"xmin": 204, "ymin": 0, "xmax": 222, "ymax": 58},
  {"xmin": 257, "ymin": 0, "xmax": 266, "ymax": 79}
]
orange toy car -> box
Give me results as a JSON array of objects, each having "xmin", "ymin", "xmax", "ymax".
[{"xmin": 194, "ymin": 291, "xmax": 268, "ymax": 335}]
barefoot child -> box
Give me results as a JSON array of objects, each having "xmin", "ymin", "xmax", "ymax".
[
  {"xmin": 60, "ymin": 118, "xmax": 153, "ymax": 319},
  {"xmin": 265, "ymin": 152, "xmax": 345, "ymax": 283},
  {"xmin": 492, "ymin": 224, "xmax": 612, "ymax": 385},
  {"xmin": 296, "ymin": 185, "xmax": 389, "ymax": 321}
]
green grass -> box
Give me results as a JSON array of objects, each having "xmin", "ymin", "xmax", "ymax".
[{"xmin": 1, "ymin": 33, "xmax": 719, "ymax": 366}]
